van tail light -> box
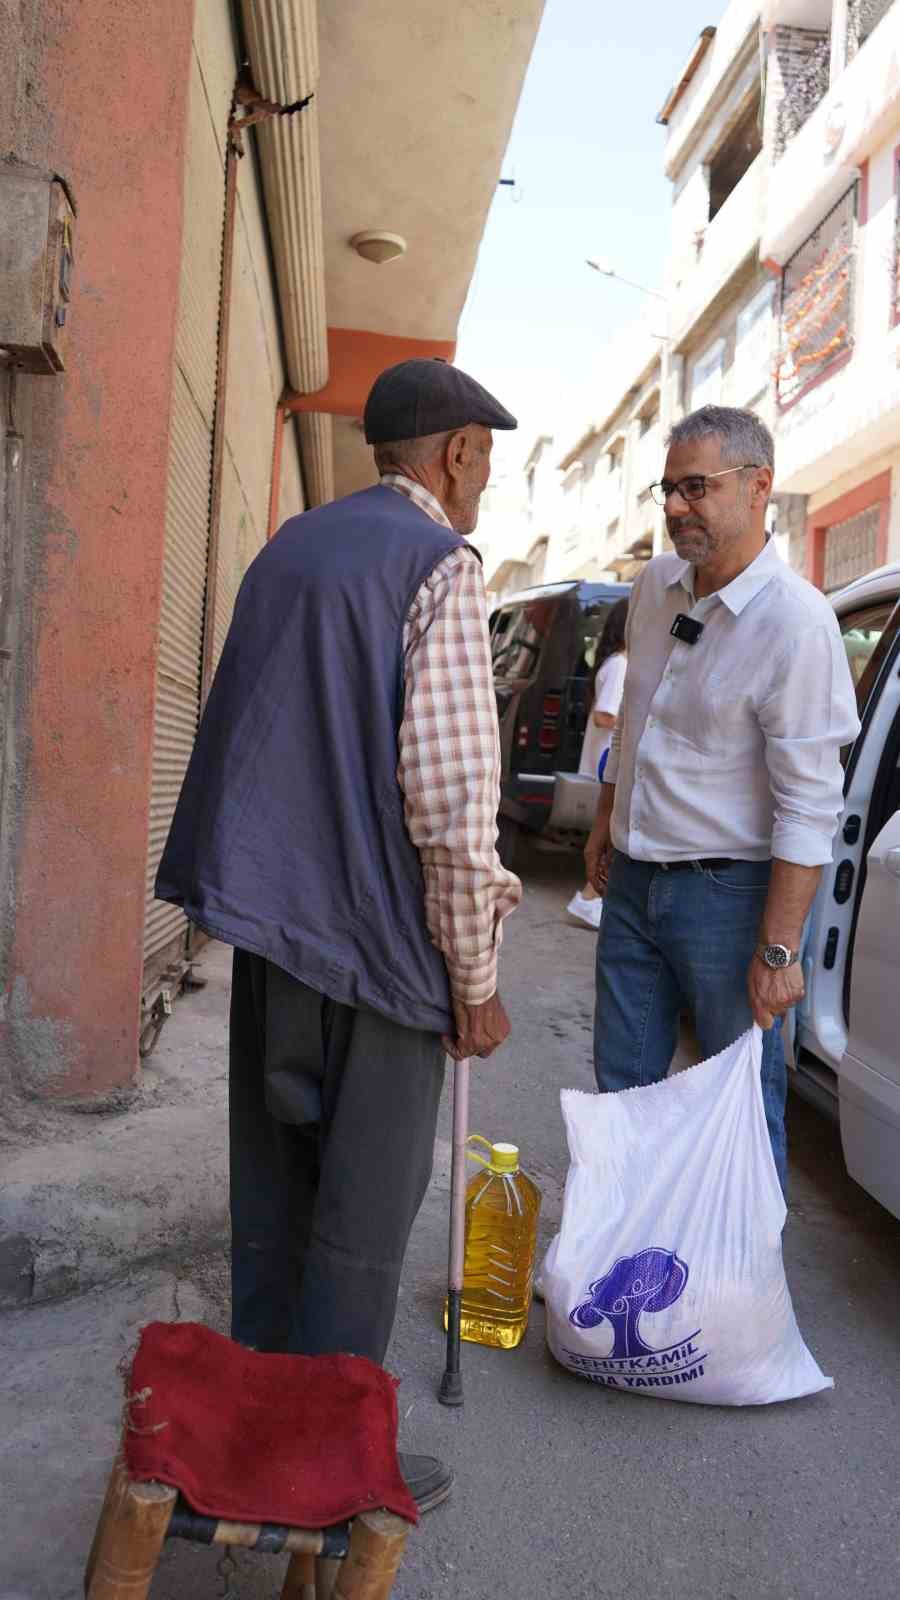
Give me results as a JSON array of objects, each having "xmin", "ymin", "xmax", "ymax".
[
  {"xmin": 539, "ymin": 689, "xmax": 562, "ymax": 751},
  {"xmin": 517, "ymin": 724, "xmax": 529, "ymax": 750}
]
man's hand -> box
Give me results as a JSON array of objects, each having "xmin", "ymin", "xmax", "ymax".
[
  {"xmin": 747, "ymin": 956, "xmax": 805, "ymax": 1030},
  {"xmin": 585, "ymin": 816, "xmax": 613, "ymax": 896},
  {"xmin": 585, "ymin": 783, "xmax": 615, "ymax": 895},
  {"xmin": 443, "ymin": 992, "xmax": 510, "ymax": 1061}
]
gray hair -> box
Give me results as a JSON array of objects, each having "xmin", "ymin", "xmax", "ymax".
[
  {"xmin": 666, "ymin": 405, "xmax": 774, "ymax": 472},
  {"xmin": 372, "ymin": 428, "xmax": 457, "ymax": 476}
]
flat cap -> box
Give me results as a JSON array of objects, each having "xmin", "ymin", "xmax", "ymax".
[{"xmin": 364, "ymin": 358, "xmax": 517, "ymax": 444}]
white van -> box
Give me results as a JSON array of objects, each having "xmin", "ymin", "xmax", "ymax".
[{"xmin": 793, "ymin": 562, "xmax": 900, "ymax": 1219}]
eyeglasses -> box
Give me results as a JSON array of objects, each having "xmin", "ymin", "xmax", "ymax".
[{"xmin": 649, "ymin": 465, "xmax": 761, "ymax": 507}]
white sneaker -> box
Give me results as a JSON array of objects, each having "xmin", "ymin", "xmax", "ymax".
[{"xmin": 566, "ymin": 892, "xmax": 603, "ymax": 929}]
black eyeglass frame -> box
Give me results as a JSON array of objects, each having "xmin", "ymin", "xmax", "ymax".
[{"xmin": 649, "ymin": 464, "xmax": 761, "ymax": 507}]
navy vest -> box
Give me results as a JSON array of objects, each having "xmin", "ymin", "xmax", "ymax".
[{"xmin": 156, "ymin": 483, "xmax": 465, "ymax": 1033}]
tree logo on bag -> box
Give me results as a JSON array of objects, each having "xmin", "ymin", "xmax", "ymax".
[{"xmin": 569, "ymin": 1247, "xmax": 689, "ymax": 1359}]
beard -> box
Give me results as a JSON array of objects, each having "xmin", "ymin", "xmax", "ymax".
[{"xmin": 668, "ymin": 518, "xmax": 717, "ymax": 565}]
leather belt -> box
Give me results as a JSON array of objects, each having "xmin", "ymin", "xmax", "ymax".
[{"xmin": 656, "ymin": 857, "xmax": 737, "ymax": 873}]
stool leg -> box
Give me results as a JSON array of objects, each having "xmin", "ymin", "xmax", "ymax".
[
  {"xmin": 314, "ymin": 1557, "xmax": 342, "ymax": 1599},
  {"xmin": 84, "ymin": 1452, "xmax": 126, "ymax": 1596},
  {"xmin": 280, "ymin": 1551, "xmax": 316, "ymax": 1600},
  {"xmin": 85, "ymin": 1454, "xmax": 177, "ymax": 1600},
  {"xmin": 332, "ymin": 1512, "xmax": 410, "ymax": 1600}
]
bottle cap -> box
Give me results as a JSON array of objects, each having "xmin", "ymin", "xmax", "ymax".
[
  {"xmin": 467, "ymin": 1134, "xmax": 521, "ymax": 1174},
  {"xmin": 489, "ymin": 1141, "xmax": 519, "ymax": 1173}
]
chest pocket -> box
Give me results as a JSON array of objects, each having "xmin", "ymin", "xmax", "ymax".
[{"xmin": 689, "ymin": 666, "xmax": 760, "ymax": 756}]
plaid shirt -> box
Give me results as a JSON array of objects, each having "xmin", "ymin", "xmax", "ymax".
[{"xmin": 382, "ymin": 474, "xmax": 522, "ymax": 1007}]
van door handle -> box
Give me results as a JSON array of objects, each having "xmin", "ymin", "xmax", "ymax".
[{"xmin": 886, "ymin": 848, "xmax": 900, "ymax": 878}]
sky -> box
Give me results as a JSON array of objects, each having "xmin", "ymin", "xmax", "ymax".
[{"xmin": 456, "ymin": 0, "xmax": 721, "ymax": 466}]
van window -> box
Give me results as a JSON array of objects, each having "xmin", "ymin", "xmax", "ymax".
[
  {"xmin": 491, "ymin": 598, "xmax": 559, "ymax": 681},
  {"xmin": 574, "ymin": 602, "xmax": 618, "ymax": 677}
]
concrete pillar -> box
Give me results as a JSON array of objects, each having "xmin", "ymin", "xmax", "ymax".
[
  {"xmin": 831, "ymin": 0, "xmax": 849, "ymax": 82},
  {"xmin": 0, "ymin": 1, "xmax": 194, "ymax": 1099}
]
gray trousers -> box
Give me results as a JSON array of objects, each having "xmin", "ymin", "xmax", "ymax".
[{"xmin": 229, "ymin": 950, "xmax": 445, "ymax": 1364}]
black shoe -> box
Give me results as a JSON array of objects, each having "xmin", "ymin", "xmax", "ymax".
[{"xmin": 398, "ymin": 1452, "xmax": 454, "ymax": 1514}]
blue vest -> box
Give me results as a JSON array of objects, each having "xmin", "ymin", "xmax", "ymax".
[{"xmin": 156, "ymin": 483, "xmax": 465, "ymax": 1033}]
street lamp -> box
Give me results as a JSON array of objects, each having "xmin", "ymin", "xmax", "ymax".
[{"xmin": 585, "ymin": 257, "xmax": 666, "ymax": 301}]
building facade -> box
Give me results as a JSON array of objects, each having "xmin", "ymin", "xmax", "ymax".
[
  {"xmin": 551, "ymin": 324, "xmax": 665, "ymax": 585},
  {"xmin": 477, "ymin": 436, "xmax": 555, "ymax": 602},
  {"xmin": 661, "ymin": 1, "xmax": 788, "ymax": 559},
  {"xmin": 496, "ymin": 0, "xmax": 900, "ymax": 599},
  {"xmin": 762, "ymin": 0, "xmax": 900, "ymax": 586},
  {"xmin": 0, "ymin": 0, "xmax": 544, "ymax": 1103}
]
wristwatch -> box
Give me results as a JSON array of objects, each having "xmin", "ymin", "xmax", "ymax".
[{"xmin": 755, "ymin": 942, "xmax": 799, "ymax": 970}]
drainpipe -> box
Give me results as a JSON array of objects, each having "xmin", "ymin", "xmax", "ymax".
[
  {"xmin": 267, "ymin": 401, "xmax": 287, "ymax": 538},
  {"xmin": 0, "ymin": 368, "xmax": 25, "ymax": 988},
  {"xmin": 240, "ymin": 0, "xmax": 334, "ymax": 509},
  {"xmin": 200, "ymin": 120, "xmax": 241, "ymax": 710}
]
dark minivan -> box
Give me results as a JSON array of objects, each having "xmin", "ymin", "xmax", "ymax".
[{"xmin": 490, "ymin": 579, "xmax": 630, "ymax": 865}]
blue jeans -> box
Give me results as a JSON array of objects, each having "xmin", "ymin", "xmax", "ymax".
[{"xmin": 594, "ymin": 852, "xmax": 787, "ymax": 1191}]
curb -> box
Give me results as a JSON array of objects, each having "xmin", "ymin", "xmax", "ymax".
[{"xmin": 0, "ymin": 1101, "xmax": 230, "ymax": 1310}]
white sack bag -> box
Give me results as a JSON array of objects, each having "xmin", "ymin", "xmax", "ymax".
[{"xmin": 543, "ymin": 1027, "xmax": 832, "ymax": 1405}]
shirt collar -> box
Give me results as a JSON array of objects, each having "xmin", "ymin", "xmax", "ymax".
[
  {"xmin": 380, "ymin": 473, "xmax": 453, "ymax": 531},
  {"xmin": 663, "ymin": 538, "xmax": 782, "ymax": 617}
]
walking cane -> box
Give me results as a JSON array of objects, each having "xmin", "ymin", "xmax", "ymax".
[{"xmin": 438, "ymin": 1056, "xmax": 470, "ymax": 1407}]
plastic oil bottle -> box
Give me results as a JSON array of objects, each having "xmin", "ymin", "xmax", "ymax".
[{"xmin": 444, "ymin": 1136, "xmax": 542, "ymax": 1349}]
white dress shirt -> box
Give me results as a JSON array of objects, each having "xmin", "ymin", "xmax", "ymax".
[{"xmin": 605, "ymin": 541, "xmax": 860, "ymax": 867}]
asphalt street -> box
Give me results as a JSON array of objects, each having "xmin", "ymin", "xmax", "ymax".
[{"xmin": 3, "ymin": 841, "xmax": 900, "ymax": 1600}]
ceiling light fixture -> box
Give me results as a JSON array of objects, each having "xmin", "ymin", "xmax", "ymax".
[{"xmin": 350, "ymin": 230, "xmax": 407, "ymax": 265}]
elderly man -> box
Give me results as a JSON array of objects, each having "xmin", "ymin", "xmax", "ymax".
[
  {"xmin": 157, "ymin": 359, "xmax": 521, "ymax": 1510},
  {"xmin": 585, "ymin": 405, "xmax": 859, "ymax": 1188}
]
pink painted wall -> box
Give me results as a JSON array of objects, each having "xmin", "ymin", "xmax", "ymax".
[{"xmin": 0, "ymin": 2, "xmax": 194, "ymax": 1096}]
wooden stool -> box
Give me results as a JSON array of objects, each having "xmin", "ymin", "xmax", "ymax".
[{"xmin": 84, "ymin": 1450, "xmax": 412, "ymax": 1600}]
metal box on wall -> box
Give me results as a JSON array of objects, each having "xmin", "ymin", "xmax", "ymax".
[{"xmin": 0, "ymin": 169, "xmax": 75, "ymax": 374}]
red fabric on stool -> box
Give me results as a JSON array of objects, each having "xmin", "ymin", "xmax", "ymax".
[{"xmin": 123, "ymin": 1322, "xmax": 418, "ymax": 1528}]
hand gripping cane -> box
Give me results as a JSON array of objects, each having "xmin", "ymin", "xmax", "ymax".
[{"xmin": 438, "ymin": 1056, "xmax": 470, "ymax": 1406}]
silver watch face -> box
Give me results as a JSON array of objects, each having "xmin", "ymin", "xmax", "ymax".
[{"xmin": 762, "ymin": 944, "xmax": 791, "ymax": 969}]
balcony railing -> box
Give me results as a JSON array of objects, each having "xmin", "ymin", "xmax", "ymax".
[
  {"xmin": 773, "ymin": 29, "xmax": 831, "ymax": 161},
  {"xmin": 775, "ymin": 184, "xmax": 856, "ymax": 407},
  {"xmin": 822, "ymin": 503, "xmax": 880, "ymax": 591},
  {"xmin": 847, "ymin": 0, "xmax": 895, "ymax": 60}
]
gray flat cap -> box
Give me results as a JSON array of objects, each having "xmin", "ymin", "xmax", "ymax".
[{"xmin": 364, "ymin": 358, "xmax": 517, "ymax": 444}]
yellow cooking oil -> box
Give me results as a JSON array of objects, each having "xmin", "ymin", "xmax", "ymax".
[{"xmin": 444, "ymin": 1136, "xmax": 542, "ymax": 1350}]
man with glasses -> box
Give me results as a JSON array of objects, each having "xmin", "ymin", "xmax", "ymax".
[{"xmin": 584, "ymin": 405, "xmax": 859, "ymax": 1187}]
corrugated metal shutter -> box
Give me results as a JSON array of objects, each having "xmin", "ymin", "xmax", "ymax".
[{"xmin": 143, "ymin": 47, "xmax": 226, "ymax": 982}]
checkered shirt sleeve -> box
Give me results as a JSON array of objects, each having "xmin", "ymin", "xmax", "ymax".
[{"xmin": 385, "ymin": 478, "xmax": 522, "ymax": 1007}]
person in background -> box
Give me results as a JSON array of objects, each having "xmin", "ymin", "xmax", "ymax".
[{"xmin": 567, "ymin": 597, "xmax": 629, "ymax": 929}]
